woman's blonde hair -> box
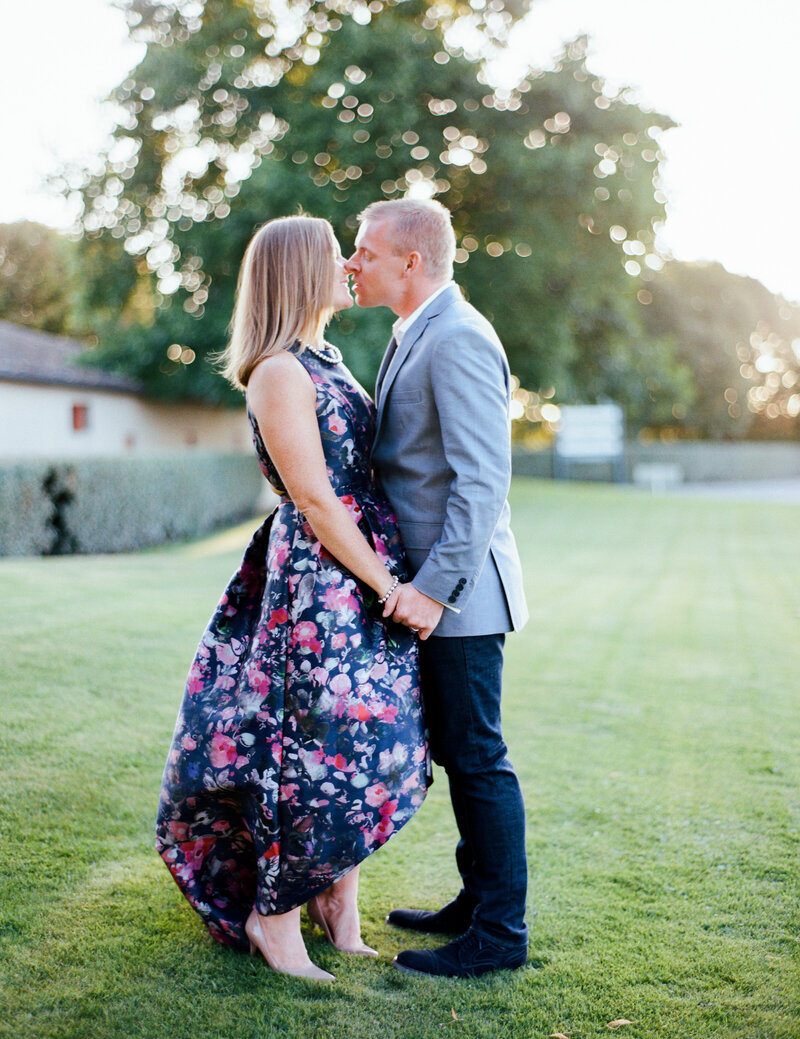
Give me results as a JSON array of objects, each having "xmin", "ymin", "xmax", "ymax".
[{"xmin": 221, "ymin": 215, "xmax": 338, "ymax": 389}]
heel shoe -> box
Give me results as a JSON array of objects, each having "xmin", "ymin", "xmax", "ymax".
[
  {"xmin": 307, "ymin": 896, "xmax": 378, "ymax": 956},
  {"xmin": 245, "ymin": 910, "xmax": 334, "ymax": 981}
]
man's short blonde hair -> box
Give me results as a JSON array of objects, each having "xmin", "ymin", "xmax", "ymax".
[{"xmin": 359, "ymin": 198, "xmax": 455, "ymax": 280}]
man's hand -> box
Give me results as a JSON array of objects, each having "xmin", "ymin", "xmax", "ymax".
[{"xmin": 384, "ymin": 583, "xmax": 444, "ymax": 640}]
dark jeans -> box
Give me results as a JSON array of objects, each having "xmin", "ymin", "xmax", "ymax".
[{"xmin": 419, "ymin": 633, "xmax": 528, "ymax": 948}]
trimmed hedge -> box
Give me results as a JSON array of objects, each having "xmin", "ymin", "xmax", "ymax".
[
  {"xmin": 0, "ymin": 454, "xmax": 265, "ymax": 556},
  {"xmin": 0, "ymin": 462, "xmax": 57, "ymax": 555}
]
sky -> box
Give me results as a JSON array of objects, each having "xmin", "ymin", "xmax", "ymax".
[{"xmin": 1, "ymin": 0, "xmax": 798, "ymax": 302}]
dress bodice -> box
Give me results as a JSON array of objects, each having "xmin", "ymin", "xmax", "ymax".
[{"xmin": 246, "ymin": 346, "xmax": 376, "ymax": 498}]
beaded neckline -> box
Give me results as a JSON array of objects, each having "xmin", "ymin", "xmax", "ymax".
[{"xmin": 301, "ymin": 341, "xmax": 343, "ymax": 365}]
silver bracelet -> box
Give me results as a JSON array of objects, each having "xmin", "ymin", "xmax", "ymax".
[{"xmin": 377, "ymin": 575, "xmax": 399, "ymax": 604}]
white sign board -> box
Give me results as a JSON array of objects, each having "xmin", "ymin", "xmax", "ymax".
[
  {"xmin": 554, "ymin": 404, "xmax": 625, "ymax": 459},
  {"xmin": 553, "ymin": 403, "xmax": 625, "ymax": 481}
]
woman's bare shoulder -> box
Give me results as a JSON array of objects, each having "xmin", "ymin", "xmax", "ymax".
[{"xmin": 247, "ymin": 349, "xmax": 314, "ymax": 406}]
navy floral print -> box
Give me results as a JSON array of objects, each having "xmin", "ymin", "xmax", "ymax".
[{"xmin": 155, "ymin": 347, "xmax": 427, "ymax": 950}]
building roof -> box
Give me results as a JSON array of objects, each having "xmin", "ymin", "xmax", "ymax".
[{"xmin": 0, "ymin": 320, "xmax": 143, "ymax": 393}]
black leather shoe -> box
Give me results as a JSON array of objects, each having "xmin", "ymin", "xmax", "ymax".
[
  {"xmin": 385, "ymin": 898, "xmax": 475, "ymax": 935},
  {"xmin": 393, "ymin": 929, "xmax": 528, "ymax": 978}
]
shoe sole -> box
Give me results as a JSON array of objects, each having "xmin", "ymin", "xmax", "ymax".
[
  {"xmin": 392, "ymin": 958, "xmax": 528, "ymax": 979},
  {"xmin": 392, "ymin": 960, "xmax": 448, "ymax": 977},
  {"xmin": 384, "ymin": 915, "xmax": 469, "ymax": 935}
]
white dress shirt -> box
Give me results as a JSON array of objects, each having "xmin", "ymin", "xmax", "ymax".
[{"xmin": 392, "ymin": 281, "xmax": 455, "ymax": 346}]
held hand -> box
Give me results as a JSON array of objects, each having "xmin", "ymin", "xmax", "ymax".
[{"xmin": 384, "ymin": 583, "xmax": 444, "ymax": 640}]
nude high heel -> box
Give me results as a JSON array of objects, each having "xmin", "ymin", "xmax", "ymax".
[
  {"xmin": 245, "ymin": 909, "xmax": 334, "ymax": 981},
  {"xmin": 307, "ymin": 895, "xmax": 379, "ymax": 957}
]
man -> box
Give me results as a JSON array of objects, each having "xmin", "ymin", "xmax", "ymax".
[{"xmin": 345, "ymin": 198, "xmax": 529, "ymax": 978}]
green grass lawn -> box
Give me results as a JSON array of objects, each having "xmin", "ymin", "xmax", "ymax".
[{"xmin": 1, "ymin": 480, "xmax": 798, "ymax": 1039}]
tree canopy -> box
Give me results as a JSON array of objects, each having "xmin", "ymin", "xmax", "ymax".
[
  {"xmin": 67, "ymin": 0, "xmax": 678, "ymax": 415},
  {"xmin": 0, "ymin": 222, "xmax": 80, "ymax": 335},
  {"xmin": 640, "ymin": 261, "xmax": 800, "ymax": 439}
]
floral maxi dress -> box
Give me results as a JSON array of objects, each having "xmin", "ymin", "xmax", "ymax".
[{"xmin": 155, "ymin": 347, "xmax": 427, "ymax": 950}]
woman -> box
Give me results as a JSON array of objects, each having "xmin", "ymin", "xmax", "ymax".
[{"xmin": 155, "ymin": 216, "xmax": 427, "ymax": 981}]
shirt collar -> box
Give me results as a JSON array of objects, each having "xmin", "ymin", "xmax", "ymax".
[{"xmin": 392, "ymin": 281, "xmax": 454, "ymax": 345}]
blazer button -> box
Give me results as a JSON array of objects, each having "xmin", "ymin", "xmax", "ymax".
[
  {"xmin": 457, "ymin": 578, "xmax": 466, "ymax": 587},
  {"xmin": 448, "ymin": 595, "xmax": 457, "ymax": 603}
]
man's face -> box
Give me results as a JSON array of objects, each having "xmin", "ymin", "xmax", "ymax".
[{"xmin": 345, "ymin": 218, "xmax": 405, "ymax": 312}]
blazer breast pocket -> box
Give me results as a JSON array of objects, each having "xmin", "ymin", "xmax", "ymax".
[
  {"xmin": 387, "ymin": 389, "xmax": 424, "ymax": 433},
  {"xmin": 389, "ymin": 389, "xmax": 423, "ymax": 404}
]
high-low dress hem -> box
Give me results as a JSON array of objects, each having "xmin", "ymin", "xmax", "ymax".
[{"xmin": 155, "ymin": 349, "xmax": 427, "ymax": 950}]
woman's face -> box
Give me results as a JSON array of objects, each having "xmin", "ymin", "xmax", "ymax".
[{"xmin": 331, "ymin": 244, "xmax": 354, "ymax": 313}]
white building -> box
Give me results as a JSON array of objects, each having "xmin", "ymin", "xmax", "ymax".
[{"xmin": 0, "ymin": 320, "xmax": 251, "ymax": 458}]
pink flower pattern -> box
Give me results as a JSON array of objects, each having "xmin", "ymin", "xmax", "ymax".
[{"xmin": 156, "ymin": 347, "xmax": 427, "ymax": 950}]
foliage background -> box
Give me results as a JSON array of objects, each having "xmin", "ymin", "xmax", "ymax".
[
  {"xmin": 1, "ymin": 0, "xmax": 798, "ymax": 439},
  {"xmin": 53, "ymin": 0, "xmax": 681, "ymax": 418}
]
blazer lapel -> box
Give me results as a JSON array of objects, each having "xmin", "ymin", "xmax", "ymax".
[
  {"xmin": 374, "ymin": 336, "xmax": 398, "ymax": 402},
  {"xmin": 375, "ymin": 284, "xmax": 462, "ymax": 428}
]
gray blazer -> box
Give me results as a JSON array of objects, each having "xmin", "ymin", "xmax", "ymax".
[{"xmin": 371, "ymin": 284, "xmax": 528, "ymax": 637}]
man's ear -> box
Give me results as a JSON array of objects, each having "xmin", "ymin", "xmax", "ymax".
[{"xmin": 403, "ymin": 250, "xmax": 423, "ymax": 275}]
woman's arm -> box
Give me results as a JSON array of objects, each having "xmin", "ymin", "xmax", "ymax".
[{"xmin": 247, "ymin": 352, "xmax": 399, "ymax": 602}]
